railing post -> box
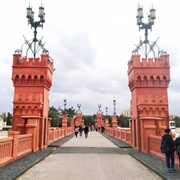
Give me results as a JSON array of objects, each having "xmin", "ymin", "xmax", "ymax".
[{"xmin": 8, "ymin": 131, "xmax": 20, "ymax": 160}]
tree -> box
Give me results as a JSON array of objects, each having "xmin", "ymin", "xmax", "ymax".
[
  {"xmin": 0, "ymin": 112, "xmax": 7, "ymax": 122},
  {"xmin": 6, "ymin": 112, "xmax": 12, "ymax": 125},
  {"xmin": 0, "ymin": 112, "xmax": 13, "ymax": 126},
  {"xmin": 172, "ymin": 116, "xmax": 180, "ymax": 127},
  {"xmin": 48, "ymin": 106, "xmax": 61, "ymax": 127},
  {"xmin": 65, "ymin": 107, "xmax": 76, "ymax": 126},
  {"xmin": 83, "ymin": 115, "xmax": 95, "ymax": 126},
  {"xmin": 118, "ymin": 115, "xmax": 129, "ymax": 127},
  {"xmin": 48, "ymin": 106, "xmax": 76, "ymax": 127}
]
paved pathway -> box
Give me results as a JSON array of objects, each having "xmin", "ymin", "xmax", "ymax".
[{"xmin": 17, "ymin": 132, "xmax": 162, "ymax": 180}]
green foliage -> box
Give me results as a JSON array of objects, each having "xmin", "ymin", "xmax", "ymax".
[
  {"xmin": 66, "ymin": 107, "xmax": 76, "ymax": 118},
  {"xmin": 6, "ymin": 112, "xmax": 12, "ymax": 125},
  {"xmin": 118, "ymin": 115, "xmax": 130, "ymax": 127},
  {"xmin": 48, "ymin": 106, "xmax": 61, "ymax": 127},
  {"xmin": 48, "ymin": 106, "xmax": 76, "ymax": 127},
  {"xmin": 172, "ymin": 116, "xmax": 180, "ymax": 127},
  {"xmin": 0, "ymin": 112, "xmax": 12, "ymax": 126},
  {"xmin": 83, "ymin": 115, "xmax": 95, "ymax": 126}
]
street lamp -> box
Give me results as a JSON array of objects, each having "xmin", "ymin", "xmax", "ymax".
[
  {"xmin": 113, "ymin": 99, "xmax": 116, "ymax": 115},
  {"xmin": 77, "ymin": 104, "xmax": 81, "ymax": 113},
  {"xmin": 136, "ymin": 4, "xmax": 156, "ymax": 58},
  {"xmin": 26, "ymin": 3, "xmax": 46, "ymax": 58},
  {"xmin": 105, "ymin": 107, "xmax": 108, "ymax": 116},
  {"xmin": 63, "ymin": 99, "xmax": 67, "ymax": 111},
  {"xmin": 98, "ymin": 104, "xmax": 102, "ymax": 114}
]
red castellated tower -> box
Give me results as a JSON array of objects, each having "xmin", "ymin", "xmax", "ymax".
[
  {"xmin": 95, "ymin": 105, "xmax": 104, "ymax": 129},
  {"xmin": 128, "ymin": 55, "xmax": 170, "ymax": 152},
  {"xmin": 75, "ymin": 104, "xmax": 83, "ymax": 127},
  {"xmin": 128, "ymin": 54, "xmax": 170, "ymax": 152},
  {"xmin": 96, "ymin": 113, "xmax": 104, "ymax": 129},
  {"xmin": 75, "ymin": 113, "xmax": 83, "ymax": 127},
  {"xmin": 12, "ymin": 53, "xmax": 54, "ymax": 151}
]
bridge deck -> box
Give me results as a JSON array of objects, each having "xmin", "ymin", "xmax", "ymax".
[{"xmin": 1, "ymin": 131, "xmax": 180, "ymax": 180}]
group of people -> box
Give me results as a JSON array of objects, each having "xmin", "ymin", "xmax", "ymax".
[
  {"xmin": 74, "ymin": 125, "xmax": 89, "ymax": 138},
  {"xmin": 162, "ymin": 128, "xmax": 180, "ymax": 172}
]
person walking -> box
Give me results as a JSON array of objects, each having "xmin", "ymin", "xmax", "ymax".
[
  {"xmin": 74, "ymin": 126, "xmax": 79, "ymax": 137},
  {"xmin": 79, "ymin": 126, "xmax": 83, "ymax": 137},
  {"xmin": 162, "ymin": 128, "xmax": 175, "ymax": 172},
  {"xmin": 84, "ymin": 125, "xmax": 89, "ymax": 138}
]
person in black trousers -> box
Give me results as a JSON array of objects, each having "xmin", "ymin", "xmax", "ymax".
[
  {"xmin": 162, "ymin": 128, "xmax": 175, "ymax": 172},
  {"xmin": 84, "ymin": 125, "xmax": 89, "ymax": 138}
]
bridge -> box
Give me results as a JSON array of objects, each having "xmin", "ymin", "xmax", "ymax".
[
  {"xmin": 0, "ymin": 4, "xmax": 177, "ymax": 180},
  {"xmin": 1, "ymin": 131, "xmax": 180, "ymax": 180}
]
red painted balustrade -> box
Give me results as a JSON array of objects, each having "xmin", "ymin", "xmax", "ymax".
[
  {"xmin": 0, "ymin": 132, "xmax": 32, "ymax": 167},
  {"xmin": 0, "ymin": 127, "xmax": 74, "ymax": 167},
  {"xmin": 49, "ymin": 128, "xmax": 65, "ymax": 143},
  {"xmin": 48, "ymin": 127, "xmax": 74, "ymax": 144},
  {"xmin": 105, "ymin": 127, "xmax": 131, "ymax": 145},
  {"xmin": 105, "ymin": 127, "xmax": 180, "ymax": 166}
]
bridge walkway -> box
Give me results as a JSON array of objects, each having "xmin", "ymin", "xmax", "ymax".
[{"xmin": 0, "ymin": 131, "xmax": 180, "ymax": 180}]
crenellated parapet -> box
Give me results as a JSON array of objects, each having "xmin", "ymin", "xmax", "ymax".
[
  {"xmin": 13, "ymin": 54, "xmax": 53, "ymax": 72},
  {"xmin": 12, "ymin": 54, "xmax": 53, "ymax": 90},
  {"xmin": 128, "ymin": 54, "xmax": 170, "ymax": 70},
  {"xmin": 128, "ymin": 54, "xmax": 170, "ymax": 91}
]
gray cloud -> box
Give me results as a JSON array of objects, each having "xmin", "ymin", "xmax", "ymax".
[{"xmin": 1, "ymin": 0, "xmax": 180, "ymax": 116}]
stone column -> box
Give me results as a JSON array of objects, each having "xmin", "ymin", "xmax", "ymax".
[{"xmin": 62, "ymin": 114, "xmax": 68, "ymax": 136}]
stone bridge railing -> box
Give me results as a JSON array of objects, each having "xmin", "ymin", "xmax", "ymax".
[
  {"xmin": 0, "ymin": 131, "xmax": 32, "ymax": 167},
  {"xmin": 0, "ymin": 127, "xmax": 74, "ymax": 167},
  {"xmin": 105, "ymin": 127, "xmax": 131, "ymax": 145},
  {"xmin": 105, "ymin": 127, "xmax": 180, "ymax": 166}
]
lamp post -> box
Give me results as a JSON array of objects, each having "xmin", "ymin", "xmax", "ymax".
[
  {"xmin": 113, "ymin": 99, "xmax": 116, "ymax": 115},
  {"xmin": 136, "ymin": 5, "xmax": 156, "ymax": 58},
  {"xmin": 63, "ymin": 99, "xmax": 67, "ymax": 111},
  {"xmin": 77, "ymin": 104, "xmax": 81, "ymax": 113},
  {"xmin": 62, "ymin": 99, "xmax": 67, "ymax": 135},
  {"xmin": 26, "ymin": 4, "xmax": 45, "ymax": 58},
  {"xmin": 105, "ymin": 107, "xmax": 108, "ymax": 116},
  {"xmin": 98, "ymin": 104, "xmax": 101, "ymax": 114}
]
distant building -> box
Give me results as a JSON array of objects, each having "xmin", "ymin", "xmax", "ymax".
[
  {"xmin": 169, "ymin": 114, "xmax": 180, "ymax": 120},
  {"xmin": 120, "ymin": 109, "xmax": 131, "ymax": 117},
  {"xmin": 0, "ymin": 117, "xmax": 3, "ymax": 130}
]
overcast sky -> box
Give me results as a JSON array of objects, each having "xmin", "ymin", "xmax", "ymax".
[{"xmin": 0, "ymin": 0, "xmax": 180, "ymax": 115}]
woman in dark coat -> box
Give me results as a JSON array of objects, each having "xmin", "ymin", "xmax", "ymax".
[
  {"xmin": 174, "ymin": 136, "xmax": 180, "ymax": 164},
  {"xmin": 162, "ymin": 128, "xmax": 175, "ymax": 172}
]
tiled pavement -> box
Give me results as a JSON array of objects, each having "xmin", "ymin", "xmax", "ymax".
[{"xmin": 0, "ymin": 132, "xmax": 180, "ymax": 180}]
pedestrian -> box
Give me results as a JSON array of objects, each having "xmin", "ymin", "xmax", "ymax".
[
  {"xmin": 174, "ymin": 135, "xmax": 180, "ymax": 165},
  {"xmin": 84, "ymin": 125, "xmax": 89, "ymax": 138},
  {"xmin": 162, "ymin": 128, "xmax": 175, "ymax": 172},
  {"xmin": 79, "ymin": 126, "xmax": 83, "ymax": 137},
  {"xmin": 74, "ymin": 126, "xmax": 79, "ymax": 137},
  {"xmin": 101, "ymin": 126, "xmax": 105, "ymax": 133}
]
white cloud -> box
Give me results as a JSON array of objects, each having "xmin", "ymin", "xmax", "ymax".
[{"xmin": 0, "ymin": 0, "xmax": 180, "ymax": 115}]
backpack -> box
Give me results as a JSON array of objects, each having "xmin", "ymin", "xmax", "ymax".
[
  {"xmin": 176, "ymin": 145, "xmax": 180, "ymax": 153},
  {"xmin": 160, "ymin": 139, "xmax": 169, "ymax": 153}
]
